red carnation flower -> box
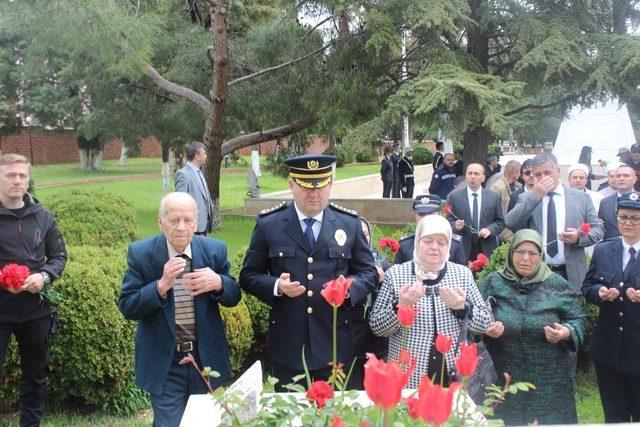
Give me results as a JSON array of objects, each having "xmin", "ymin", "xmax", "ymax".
[
  {"xmin": 306, "ymin": 380, "xmax": 334, "ymax": 408},
  {"xmin": 1, "ymin": 264, "xmax": 30, "ymax": 290},
  {"xmin": 435, "ymin": 333, "xmax": 452, "ymax": 355},
  {"xmin": 397, "ymin": 304, "xmax": 419, "ymax": 327},
  {"xmin": 443, "ymin": 204, "xmax": 452, "ymax": 214},
  {"xmin": 379, "ymin": 237, "xmax": 400, "ymax": 254},
  {"xmin": 321, "ymin": 275, "xmax": 354, "ymax": 308},
  {"xmin": 476, "ymin": 253, "xmax": 488, "ymax": 266},
  {"xmin": 581, "ymin": 222, "xmax": 591, "ymax": 235}
]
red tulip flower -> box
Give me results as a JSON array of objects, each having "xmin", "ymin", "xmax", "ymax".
[
  {"xmin": 397, "ymin": 304, "xmax": 419, "ymax": 327},
  {"xmin": 330, "ymin": 415, "xmax": 344, "ymax": 427},
  {"xmin": 435, "ymin": 333, "xmax": 452, "ymax": 355},
  {"xmin": 306, "ymin": 380, "xmax": 334, "ymax": 408},
  {"xmin": 581, "ymin": 222, "xmax": 591, "ymax": 235},
  {"xmin": 321, "ymin": 275, "xmax": 354, "ymax": 308},
  {"xmin": 455, "ymin": 342, "xmax": 481, "ymax": 378},
  {"xmin": 398, "ymin": 348, "xmax": 412, "ymax": 365},
  {"xmin": 1, "ymin": 263, "xmax": 30, "ymax": 290},
  {"xmin": 364, "ymin": 353, "xmax": 414, "ymax": 410},
  {"xmin": 443, "ymin": 204, "xmax": 452, "ymax": 214},
  {"xmin": 414, "ymin": 376, "xmax": 461, "ymax": 426}
]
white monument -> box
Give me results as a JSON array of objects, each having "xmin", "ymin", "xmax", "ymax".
[{"xmin": 552, "ymin": 100, "xmax": 637, "ymax": 166}]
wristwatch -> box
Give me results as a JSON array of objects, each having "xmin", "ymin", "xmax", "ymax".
[{"xmin": 40, "ymin": 271, "xmax": 51, "ymax": 286}]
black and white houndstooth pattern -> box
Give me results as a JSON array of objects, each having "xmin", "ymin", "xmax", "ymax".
[{"xmin": 370, "ymin": 261, "xmax": 492, "ymax": 388}]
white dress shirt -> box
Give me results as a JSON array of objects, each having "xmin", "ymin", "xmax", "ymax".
[
  {"xmin": 273, "ymin": 203, "xmax": 324, "ymax": 296},
  {"xmin": 466, "ymin": 186, "xmax": 482, "ymax": 228},
  {"xmin": 621, "ymin": 238, "xmax": 640, "ymax": 271},
  {"xmin": 542, "ymin": 183, "xmax": 566, "ymax": 265}
]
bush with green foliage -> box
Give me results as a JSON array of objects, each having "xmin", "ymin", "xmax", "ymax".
[
  {"xmin": 411, "ymin": 144, "xmax": 433, "ymax": 165},
  {"xmin": 47, "ymin": 190, "xmax": 141, "ymax": 247},
  {"xmin": 354, "ymin": 145, "xmax": 378, "ymax": 163},
  {"xmin": 230, "ymin": 249, "xmax": 269, "ymax": 343},
  {"xmin": 0, "ymin": 245, "xmax": 145, "ymax": 415},
  {"xmin": 334, "ymin": 143, "xmax": 356, "ymax": 167},
  {"xmin": 220, "ymin": 300, "xmax": 254, "ymax": 373}
]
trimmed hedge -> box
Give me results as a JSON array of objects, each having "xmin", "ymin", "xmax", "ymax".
[
  {"xmin": 231, "ymin": 249, "xmax": 269, "ymax": 342},
  {"xmin": 47, "ymin": 190, "xmax": 141, "ymax": 247},
  {"xmin": 220, "ymin": 301, "xmax": 254, "ymax": 373},
  {"xmin": 411, "ymin": 144, "xmax": 433, "ymax": 165}
]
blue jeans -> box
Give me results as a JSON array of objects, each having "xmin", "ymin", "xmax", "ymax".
[{"xmin": 150, "ymin": 350, "xmax": 209, "ymax": 427}]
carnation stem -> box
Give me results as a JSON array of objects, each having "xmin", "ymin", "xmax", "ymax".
[
  {"xmin": 332, "ymin": 305, "xmax": 337, "ymax": 384},
  {"xmin": 440, "ymin": 356, "xmax": 446, "ymax": 387}
]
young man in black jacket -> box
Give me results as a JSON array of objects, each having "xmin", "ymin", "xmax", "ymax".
[{"xmin": 0, "ymin": 154, "xmax": 67, "ymax": 426}]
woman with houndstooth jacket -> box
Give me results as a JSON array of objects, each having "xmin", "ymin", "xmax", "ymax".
[{"xmin": 370, "ymin": 215, "xmax": 492, "ymax": 388}]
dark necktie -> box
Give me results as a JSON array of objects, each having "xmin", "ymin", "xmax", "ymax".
[
  {"xmin": 304, "ymin": 218, "xmax": 316, "ymax": 250},
  {"xmin": 624, "ymin": 247, "xmax": 636, "ymax": 278},
  {"xmin": 472, "ymin": 193, "xmax": 479, "ymax": 230},
  {"xmin": 547, "ymin": 192, "xmax": 558, "ymax": 257},
  {"xmin": 176, "ymin": 254, "xmax": 193, "ymax": 277}
]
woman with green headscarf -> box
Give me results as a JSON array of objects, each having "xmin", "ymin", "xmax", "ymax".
[{"xmin": 479, "ymin": 229, "xmax": 587, "ymax": 425}]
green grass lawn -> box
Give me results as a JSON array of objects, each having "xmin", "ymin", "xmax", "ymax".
[{"xmin": 31, "ymin": 158, "xmax": 164, "ymax": 185}]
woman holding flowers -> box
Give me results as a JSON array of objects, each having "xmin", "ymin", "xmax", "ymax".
[
  {"xmin": 479, "ymin": 229, "xmax": 587, "ymax": 425},
  {"xmin": 370, "ymin": 215, "xmax": 492, "ymax": 388}
]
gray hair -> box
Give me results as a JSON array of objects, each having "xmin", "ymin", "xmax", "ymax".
[
  {"xmin": 159, "ymin": 192, "xmax": 198, "ymax": 218},
  {"xmin": 532, "ymin": 153, "xmax": 559, "ymax": 168},
  {"xmin": 185, "ymin": 142, "xmax": 206, "ymax": 161},
  {"xmin": 504, "ymin": 160, "xmax": 521, "ymax": 175}
]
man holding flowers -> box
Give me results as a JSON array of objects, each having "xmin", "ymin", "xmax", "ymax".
[
  {"xmin": 0, "ymin": 154, "xmax": 67, "ymax": 426},
  {"xmin": 240, "ymin": 154, "xmax": 376, "ymax": 390}
]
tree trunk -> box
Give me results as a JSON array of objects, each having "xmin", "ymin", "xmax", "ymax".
[
  {"xmin": 202, "ymin": 1, "xmax": 229, "ymax": 229},
  {"xmin": 93, "ymin": 149, "xmax": 104, "ymax": 171},
  {"xmin": 462, "ymin": 126, "xmax": 494, "ymax": 168},
  {"xmin": 162, "ymin": 161, "xmax": 171, "ymax": 193},
  {"xmin": 79, "ymin": 149, "xmax": 89, "ymax": 170},
  {"xmin": 467, "ymin": 0, "xmax": 489, "ymax": 72},
  {"xmin": 119, "ymin": 143, "xmax": 127, "ymax": 166}
]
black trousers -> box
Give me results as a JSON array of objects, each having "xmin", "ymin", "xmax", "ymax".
[
  {"xmin": 594, "ymin": 360, "xmax": 640, "ymax": 423},
  {"xmin": 392, "ymin": 175, "xmax": 400, "ymax": 198},
  {"xmin": 0, "ymin": 316, "xmax": 50, "ymax": 427},
  {"xmin": 382, "ymin": 180, "xmax": 392, "ymax": 198},
  {"xmin": 272, "ymin": 360, "xmax": 360, "ymax": 392},
  {"xmin": 401, "ymin": 182, "xmax": 414, "ymax": 199}
]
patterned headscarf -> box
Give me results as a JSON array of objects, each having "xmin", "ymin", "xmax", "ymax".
[{"xmin": 413, "ymin": 215, "xmax": 452, "ymax": 280}]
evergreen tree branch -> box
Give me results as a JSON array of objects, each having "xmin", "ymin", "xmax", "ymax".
[
  {"xmin": 220, "ymin": 113, "xmax": 317, "ymax": 156},
  {"xmin": 227, "ymin": 42, "xmax": 332, "ymax": 87},
  {"xmin": 503, "ymin": 95, "xmax": 580, "ymax": 117},
  {"xmin": 144, "ymin": 63, "xmax": 211, "ymax": 111}
]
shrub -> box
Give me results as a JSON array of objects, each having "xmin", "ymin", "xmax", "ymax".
[
  {"xmin": 475, "ymin": 242, "xmax": 510, "ymax": 283},
  {"xmin": 0, "ymin": 245, "xmax": 144, "ymax": 415},
  {"xmin": 47, "ymin": 190, "xmax": 141, "ymax": 247},
  {"xmin": 411, "ymin": 144, "xmax": 433, "ymax": 165},
  {"xmin": 354, "ymin": 145, "xmax": 378, "ymax": 163},
  {"xmin": 230, "ymin": 249, "xmax": 269, "ymax": 343},
  {"xmin": 334, "ymin": 144, "xmax": 355, "ymax": 167},
  {"xmin": 220, "ymin": 300, "xmax": 254, "ymax": 373}
]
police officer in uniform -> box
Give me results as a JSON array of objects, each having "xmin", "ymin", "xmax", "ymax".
[
  {"xmin": 394, "ymin": 195, "xmax": 466, "ymax": 266},
  {"xmin": 391, "ymin": 143, "xmax": 401, "ymax": 198},
  {"xmin": 239, "ymin": 154, "xmax": 377, "ymax": 390},
  {"xmin": 398, "ymin": 147, "xmax": 415, "ymax": 199},
  {"xmin": 582, "ymin": 191, "xmax": 640, "ymax": 423}
]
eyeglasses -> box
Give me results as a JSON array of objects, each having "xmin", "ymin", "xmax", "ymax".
[
  {"xmin": 522, "ymin": 170, "xmax": 532, "ymax": 176},
  {"xmin": 513, "ymin": 249, "xmax": 541, "ymax": 258},
  {"xmin": 616, "ymin": 215, "xmax": 640, "ymax": 225}
]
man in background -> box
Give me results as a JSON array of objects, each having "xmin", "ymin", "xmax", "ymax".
[
  {"xmin": 398, "ymin": 147, "xmax": 415, "ymax": 199},
  {"xmin": 175, "ymin": 142, "xmax": 215, "ymax": 235},
  {"xmin": 432, "ymin": 141, "xmax": 445, "ymax": 170},
  {"xmin": 391, "ymin": 143, "xmax": 402, "ymax": 198},
  {"xmin": 599, "ymin": 164, "xmax": 637, "ymax": 241},
  {"xmin": 489, "ymin": 160, "xmax": 521, "ymax": 242},
  {"xmin": 0, "ymin": 154, "xmax": 67, "ymax": 427},
  {"xmin": 380, "ymin": 146, "xmax": 393, "ymax": 198},
  {"xmin": 428, "ymin": 153, "xmax": 457, "ymax": 200}
]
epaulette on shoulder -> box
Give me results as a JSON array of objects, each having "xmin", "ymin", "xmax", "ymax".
[
  {"xmin": 452, "ymin": 234, "xmax": 462, "ymax": 242},
  {"xmin": 259, "ymin": 201, "xmax": 287, "ymax": 216},
  {"xmin": 329, "ymin": 202, "xmax": 358, "ymax": 216},
  {"xmin": 398, "ymin": 234, "xmax": 414, "ymax": 242}
]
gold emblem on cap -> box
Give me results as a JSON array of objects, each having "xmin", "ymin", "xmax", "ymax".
[
  {"xmin": 307, "ymin": 160, "xmax": 319, "ymax": 170},
  {"xmin": 335, "ymin": 229, "xmax": 347, "ymax": 246}
]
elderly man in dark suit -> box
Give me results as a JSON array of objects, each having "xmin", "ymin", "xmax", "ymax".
[
  {"xmin": 240, "ymin": 154, "xmax": 376, "ymax": 390},
  {"xmin": 119, "ymin": 192, "xmax": 240, "ymax": 427},
  {"xmin": 583, "ymin": 192, "xmax": 640, "ymax": 423},
  {"xmin": 394, "ymin": 194, "xmax": 466, "ymax": 266},
  {"xmin": 599, "ymin": 164, "xmax": 637, "ymax": 241},
  {"xmin": 446, "ymin": 163, "xmax": 505, "ymax": 262},
  {"xmin": 175, "ymin": 142, "xmax": 215, "ymax": 235},
  {"xmin": 506, "ymin": 153, "xmax": 602, "ymax": 290}
]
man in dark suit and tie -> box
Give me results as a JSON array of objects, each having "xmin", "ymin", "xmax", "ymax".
[
  {"xmin": 446, "ymin": 163, "xmax": 505, "ymax": 262},
  {"xmin": 119, "ymin": 192, "xmax": 240, "ymax": 427},
  {"xmin": 240, "ymin": 154, "xmax": 376, "ymax": 390},
  {"xmin": 599, "ymin": 164, "xmax": 637, "ymax": 240},
  {"xmin": 506, "ymin": 153, "xmax": 602, "ymax": 290},
  {"xmin": 175, "ymin": 142, "xmax": 215, "ymax": 235},
  {"xmin": 391, "ymin": 143, "xmax": 402, "ymax": 198},
  {"xmin": 380, "ymin": 146, "xmax": 393, "ymax": 198},
  {"xmin": 583, "ymin": 192, "xmax": 640, "ymax": 423}
]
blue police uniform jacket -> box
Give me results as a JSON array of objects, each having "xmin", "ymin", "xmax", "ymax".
[
  {"xmin": 118, "ymin": 235, "xmax": 241, "ymax": 395},
  {"xmin": 582, "ymin": 237, "xmax": 640, "ymax": 375},
  {"xmin": 239, "ymin": 202, "xmax": 377, "ymax": 371}
]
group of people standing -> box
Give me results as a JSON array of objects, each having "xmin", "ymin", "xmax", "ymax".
[{"xmin": 380, "ymin": 143, "xmax": 415, "ymax": 199}]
